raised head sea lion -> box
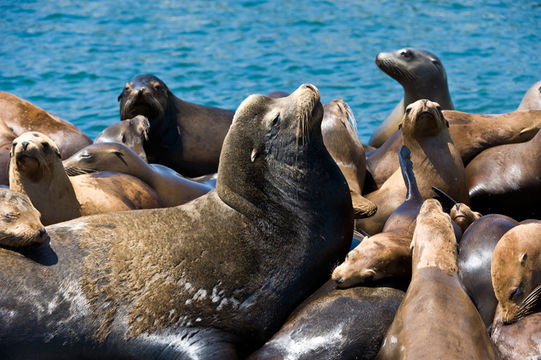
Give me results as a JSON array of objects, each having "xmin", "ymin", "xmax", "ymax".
[
  {"xmin": 9, "ymin": 132, "xmax": 161, "ymax": 225},
  {"xmin": 333, "ymin": 146, "xmax": 421, "ymax": 288},
  {"xmin": 491, "ymin": 305, "xmax": 541, "ymax": 360},
  {"xmin": 0, "ymin": 84, "xmax": 353, "ymax": 358},
  {"xmin": 517, "ymin": 80, "xmax": 541, "ymax": 111},
  {"xmin": 357, "ymin": 99, "xmax": 468, "ymax": 235},
  {"xmin": 466, "ymin": 129, "xmax": 541, "ymax": 220},
  {"xmin": 458, "ymin": 214, "xmax": 519, "ymax": 329},
  {"xmin": 0, "ymin": 91, "xmax": 92, "ymax": 185},
  {"xmin": 94, "ymin": 115, "xmax": 150, "ymax": 162},
  {"xmin": 377, "ymin": 199, "xmax": 499, "ymax": 359},
  {"xmin": 248, "ymin": 279, "xmax": 405, "ymax": 360},
  {"xmin": 322, "ymin": 99, "xmax": 376, "ymax": 218},
  {"xmin": 0, "ymin": 188, "xmax": 47, "ymax": 248},
  {"xmin": 369, "ymin": 48, "xmax": 453, "ymax": 147},
  {"xmin": 118, "ymin": 74, "xmax": 234, "ymax": 177},
  {"xmin": 63, "ymin": 142, "xmax": 211, "ymax": 207},
  {"xmin": 491, "ymin": 222, "xmax": 541, "ymax": 325}
]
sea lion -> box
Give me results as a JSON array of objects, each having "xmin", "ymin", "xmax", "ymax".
[
  {"xmin": 9, "ymin": 132, "xmax": 162, "ymax": 225},
  {"xmin": 517, "ymin": 80, "xmax": 541, "ymax": 111},
  {"xmin": 248, "ymin": 279, "xmax": 405, "ymax": 360},
  {"xmin": 491, "ymin": 305, "xmax": 541, "ymax": 360},
  {"xmin": 118, "ymin": 73, "xmax": 234, "ymax": 177},
  {"xmin": 332, "ymin": 146, "xmax": 422, "ymax": 288},
  {"xmin": 491, "ymin": 222, "xmax": 541, "ymax": 325},
  {"xmin": 0, "ymin": 188, "xmax": 47, "ymax": 248},
  {"xmin": 365, "ymin": 110, "xmax": 541, "ymax": 189},
  {"xmin": 357, "ymin": 99, "xmax": 468, "ymax": 235},
  {"xmin": 94, "ymin": 115, "xmax": 150, "ymax": 162},
  {"xmin": 369, "ymin": 48, "xmax": 453, "ymax": 147},
  {"xmin": 0, "ymin": 91, "xmax": 92, "ymax": 185},
  {"xmin": 322, "ymin": 99, "xmax": 376, "ymax": 218},
  {"xmin": 466, "ymin": 129, "xmax": 541, "ymax": 220},
  {"xmin": 458, "ymin": 214, "xmax": 519, "ymax": 329},
  {"xmin": 0, "ymin": 84, "xmax": 353, "ymax": 358},
  {"xmin": 63, "ymin": 142, "xmax": 212, "ymax": 207},
  {"xmin": 377, "ymin": 199, "xmax": 499, "ymax": 360}
]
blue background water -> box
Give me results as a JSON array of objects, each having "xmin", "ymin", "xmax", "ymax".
[{"xmin": 1, "ymin": 0, "xmax": 540, "ymax": 143}]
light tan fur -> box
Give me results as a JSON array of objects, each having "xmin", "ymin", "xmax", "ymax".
[{"xmin": 450, "ymin": 202, "xmax": 481, "ymax": 232}]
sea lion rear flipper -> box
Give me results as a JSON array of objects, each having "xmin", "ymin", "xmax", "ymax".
[{"xmin": 351, "ymin": 190, "xmax": 377, "ymax": 219}]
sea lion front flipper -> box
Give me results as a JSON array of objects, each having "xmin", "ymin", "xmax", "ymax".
[
  {"xmin": 431, "ymin": 186, "xmax": 457, "ymax": 213},
  {"xmin": 351, "ymin": 190, "xmax": 377, "ymax": 219}
]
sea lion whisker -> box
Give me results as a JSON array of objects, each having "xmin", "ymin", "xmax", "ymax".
[{"xmin": 514, "ymin": 284, "xmax": 541, "ymax": 320}]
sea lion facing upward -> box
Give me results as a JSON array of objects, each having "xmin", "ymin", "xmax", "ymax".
[
  {"xmin": 491, "ymin": 222, "xmax": 541, "ymax": 325},
  {"xmin": 369, "ymin": 48, "xmax": 453, "ymax": 147},
  {"xmin": 94, "ymin": 115, "xmax": 150, "ymax": 162},
  {"xmin": 0, "ymin": 84, "xmax": 353, "ymax": 358},
  {"xmin": 377, "ymin": 199, "xmax": 498, "ymax": 360},
  {"xmin": 0, "ymin": 188, "xmax": 47, "ymax": 248},
  {"xmin": 517, "ymin": 80, "xmax": 541, "ymax": 111},
  {"xmin": 322, "ymin": 99, "xmax": 376, "ymax": 218},
  {"xmin": 357, "ymin": 99, "xmax": 468, "ymax": 235},
  {"xmin": 118, "ymin": 74, "xmax": 234, "ymax": 177},
  {"xmin": 9, "ymin": 132, "xmax": 162, "ymax": 225},
  {"xmin": 332, "ymin": 146, "xmax": 422, "ymax": 288},
  {"xmin": 63, "ymin": 142, "xmax": 212, "ymax": 207}
]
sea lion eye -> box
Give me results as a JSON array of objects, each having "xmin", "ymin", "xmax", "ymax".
[
  {"xmin": 405, "ymin": 107, "xmax": 412, "ymax": 115},
  {"xmin": 4, "ymin": 213, "xmax": 18, "ymax": 222},
  {"xmin": 154, "ymin": 84, "xmax": 162, "ymax": 91},
  {"xmin": 121, "ymin": 134, "xmax": 127, "ymax": 143},
  {"xmin": 42, "ymin": 142, "xmax": 50, "ymax": 151},
  {"xmin": 400, "ymin": 49, "xmax": 412, "ymax": 58},
  {"xmin": 272, "ymin": 114, "xmax": 280, "ymax": 126},
  {"xmin": 80, "ymin": 153, "xmax": 93, "ymax": 161},
  {"xmin": 510, "ymin": 283, "xmax": 523, "ymax": 300}
]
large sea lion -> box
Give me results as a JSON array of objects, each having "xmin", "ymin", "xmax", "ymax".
[
  {"xmin": 118, "ymin": 74, "xmax": 234, "ymax": 177},
  {"xmin": 63, "ymin": 142, "xmax": 212, "ymax": 207},
  {"xmin": 332, "ymin": 146, "xmax": 422, "ymax": 288},
  {"xmin": 248, "ymin": 279, "xmax": 405, "ymax": 360},
  {"xmin": 0, "ymin": 188, "xmax": 47, "ymax": 248},
  {"xmin": 377, "ymin": 199, "xmax": 499, "ymax": 359},
  {"xmin": 322, "ymin": 99, "xmax": 376, "ymax": 218},
  {"xmin": 457, "ymin": 214, "xmax": 519, "ymax": 329},
  {"xmin": 0, "ymin": 91, "xmax": 92, "ymax": 185},
  {"xmin": 0, "ymin": 84, "xmax": 353, "ymax": 358},
  {"xmin": 369, "ymin": 48, "xmax": 453, "ymax": 147},
  {"xmin": 357, "ymin": 99, "xmax": 468, "ymax": 235},
  {"xmin": 466, "ymin": 128, "xmax": 541, "ymax": 220},
  {"xmin": 94, "ymin": 115, "xmax": 150, "ymax": 162},
  {"xmin": 517, "ymin": 80, "xmax": 541, "ymax": 111},
  {"xmin": 9, "ymin": 132, "xmax": 162, "ymax": 225},
  {"xmin": 365, "ymin": 110, "xmax": 541, "ymax": 189},
  {"xmin": 491, "ymin": 305, "xmax": 541, "ymax": 360},
  {"xmin": 491, "ymin": 222, "xmax": 541, "ymax": 325}
]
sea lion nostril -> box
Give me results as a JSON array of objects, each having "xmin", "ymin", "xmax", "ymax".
[
  {"xmin": 22, "ymin": 141, "xmax": 29, "ymax": 151},
  {"xmin": 335, "ymin": 276, "xmax": 344, "ymax": 284},
  {"xmin": 39, "ymin": 228, "xmax": 46, "ymax": 237}
]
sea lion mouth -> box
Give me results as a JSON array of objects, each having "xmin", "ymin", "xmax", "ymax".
[
  {"xmin": 294, "ymin": 84, "xmax": 321, "ymax": 143},
  {"xmin": 120, "ymin": 93, "xmax": 165, "ymax": 120},
  {"xmin": 506, "ymin": 284, "xmax": 541, "ymax": 325},
  {"xmin": 64, "ymin": 166, "xmax": 96, "ymax": 176}
]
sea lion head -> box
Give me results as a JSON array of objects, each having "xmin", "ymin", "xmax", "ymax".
[
  {"xmin": 400, "ymin": 99, "xmax": 449, "ymax": 137},
  {"xmin": 375, "ymin": 48, "xmax": 448, "ymax": 90},
  {"xmin": 9, "ymin": 132, "xmax": 62, "ymax": 183},
  {"xmin": 450, "ymin": 203, "xmax": 482, "ymax": 232},
  {"xmin": 217, "ymin": 84, "xmax": 346, "ymax": 220},
  {"xmin": 332, "ymin": 234, "xmax": 410, "ymax": 288},
  {"xmin": 63, "ymin": 143, "xmax": 135, "ymax": 176},
  {"xmin": 0, "ymin": 188, "xmax": 47, "ymax": 247},
  {"xmin": 118, "ymin": 74, "xmax": 171, "ymax": 121},
  {"xmin": 95, "ymin": 115, "xmax": 149, "ymax": 162},
  {"xmin": 491, "ymin": 223, "xmax": 541, "ymax": 325}
]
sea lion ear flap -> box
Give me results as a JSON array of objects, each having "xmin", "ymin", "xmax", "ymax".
[
  {"xmin": 250, "ymin": 148, "xmax": 258, "ymax": 163},
  {"xmin": 446, "ymin": 119, "xmax": 449, "ymax": 128},
  {"xmin": 398, "ymin": 122, "xmax": 403, "ymax": 130},
  {"xmin": 117, "ymin": 92, "xmax": 123, "ymax": 102},
  {"xmin": 55, "ymin": 148, "xmax": 61, "ymax": 159},
  {"xmin": 520, "ymin": 253, "xmax": 528, "ymax": 266}
]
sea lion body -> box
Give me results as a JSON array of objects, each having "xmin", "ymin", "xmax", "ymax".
[
  {"xmin": 118, "ymin": 74, "xmax": 234, "ymax": 177},
  {"xmin": 0, "ymin": 188, "xmax": 47, "ymax": 248},
  {"xmin": 0, "ymin": 91, "xmax": 92, "ymax": 184},
  {"xmin": 0, "ymin": 85, "xmax": 353, "ymax": 358},
  {"xmin": 369, "ymin": 48, "xmax": 453, "ymax": 147},
  {"xmin": 9, "ymin": 132, "xmax": 161, "ymax": 225},
  {"xmin": 491, "ymin": 305, "xmax": 541, "ymax": 360},
  {"xmin": 63, "ymin": 143, "xmax": 212, "ymax": 207},
  {"xmin": 517, "ymin": 80, "xmax": 541, "ymax": 111},
  {"xmin": 377, "ymin": 199, "xmax": 498, "ymax": 360},
  {"xmin": 248, "ymin": 280, "xmax": 405, "ymax": 360},
  {"xmin": 94, "ymin": 115, "xmax": 150, "ymax": 162},
  {"xmin": 357, "ymin": 99, "xmax": 468, "ymax": 235},
  {"xmin": 458, "ymin": 214, "xmax": 519, "ymax": 329},
  {"xmin": 467, "ymin": 129, "xmax": 541, "ymax": 220},
  {"xmin": 491, "ymin": 222, "xmax": 541, "ymax": 325},
  {"xmin": 322, "ymin": 99, "xmax": 376, "ymax": 218}
]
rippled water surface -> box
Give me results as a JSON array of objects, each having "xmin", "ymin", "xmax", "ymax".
[{"xmin": 1, "ymin": 0, "xmax": 540, "ymax": 142}]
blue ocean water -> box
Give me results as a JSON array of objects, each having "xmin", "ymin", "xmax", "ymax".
[{"xmin": 1, "ymin": 0, "xmax": 539, "ymax": 143}]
